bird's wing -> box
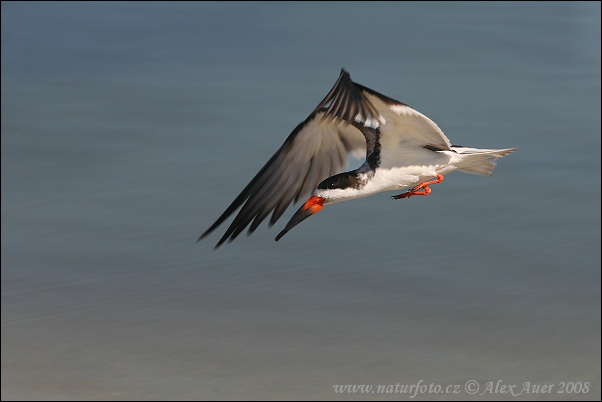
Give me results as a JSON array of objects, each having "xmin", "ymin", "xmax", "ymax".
[
  {"xmin": 357, "ymin": 84, "xmax": 453, "ymax": 152},
  {"xmin": 200, "ymin": 69, "xmax": 376, "ymax": 248}
]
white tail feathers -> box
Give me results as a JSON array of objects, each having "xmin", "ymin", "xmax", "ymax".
[{"xmin": 452, "ymin": 147, "xmax": 519, "ymax": 176}]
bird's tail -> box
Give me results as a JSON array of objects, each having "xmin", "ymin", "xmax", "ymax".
[{"xmin": 451, "ymin": 147, "xmax": 518, "ymax": 176}]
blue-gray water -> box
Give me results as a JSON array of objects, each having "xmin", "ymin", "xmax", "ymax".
[{"xmin": 1, "ymin": 2, "xmax": 600, "ymax": 400}]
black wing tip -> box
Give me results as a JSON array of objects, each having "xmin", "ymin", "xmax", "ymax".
[
  {"xmin": 196, "ymin": 232, "xmax": 221, "ymax": 250},
  {"xmin": 197, "ymin": 224, "xmax": 216, "ymax": 242},
  {"xmin": 197, "ymin": 226, "xmax": 229, "ymax": 249}
]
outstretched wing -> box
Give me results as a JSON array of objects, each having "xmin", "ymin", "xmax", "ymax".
[
  {"xmin": 200, "ymin": 69, "xmax": 377, "ymax": 248},
  {"xmin": 357, "ymin": 84, "xmax": 453, "ymax": 152}
]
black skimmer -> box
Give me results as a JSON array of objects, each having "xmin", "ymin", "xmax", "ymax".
[{"xmin": 200, "ymin": 69, "xmax": 517, "ymax": 248}]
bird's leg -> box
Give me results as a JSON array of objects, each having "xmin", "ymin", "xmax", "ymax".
[{"xmin": 391, "ymin": 174, "xmax": 444, "ymax": 200}]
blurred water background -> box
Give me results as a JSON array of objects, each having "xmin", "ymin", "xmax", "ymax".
[{"xmin": 2, "ymin": 2, "xmax": 600, "ymax": 400}]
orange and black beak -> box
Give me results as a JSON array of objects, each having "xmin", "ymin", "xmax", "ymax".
[{"xmin": 275, "ymin": 195, "xmax": 325, "ymax": 241}]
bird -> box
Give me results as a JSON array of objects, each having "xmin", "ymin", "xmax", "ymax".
[{"xmin": 199, "ymin": 69, "xmax": 517, "ymax": 248}]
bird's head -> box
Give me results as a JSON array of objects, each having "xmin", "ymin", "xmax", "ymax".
[{"xmin": 275, "ymin": 171, "xmax": 364, "ymax": 241}]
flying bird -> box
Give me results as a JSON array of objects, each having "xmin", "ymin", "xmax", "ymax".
[{"xmin": 199, "ymin": 69, "xmax": 517, "ymax": 248}]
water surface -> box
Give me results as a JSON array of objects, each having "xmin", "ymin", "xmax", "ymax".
[{"xmin": 2, "ymin": 2, "xmax": 600, "ymax": 400}]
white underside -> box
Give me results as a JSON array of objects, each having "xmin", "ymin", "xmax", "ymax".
[
  {"xmin": 317, "ymin": 146, "xmax": 517, "ymax": 204},
  {"xmin": 313, "ymin": 99, "xmax": 517, "ymax": 204}
]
